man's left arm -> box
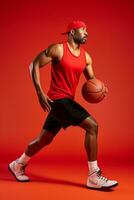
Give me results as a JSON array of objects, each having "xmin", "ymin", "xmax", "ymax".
[
  {"xmin": 83, "ymin": 52, "xmax": 108, "ymax": 93},
  {"xmin": 83, "ymin": 52, "xmax": 95, "ymax": 80}
]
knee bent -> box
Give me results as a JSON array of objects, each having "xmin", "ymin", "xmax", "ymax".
[
  {"xmin": 86, "ymin": 121, "xmax": 98, "ymax": 133},
  {"xmin": 29, "ymin": 134, "xmax": 54, "ymax": 148}
]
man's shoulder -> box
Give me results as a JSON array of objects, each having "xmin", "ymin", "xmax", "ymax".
[
  {"xmin": 46, "ymin": 42, "xmax": 63, "ymax": 57},
  {"xmin": 48, "ymin": 42, "xmax": 63, "ymax": 51},
  {"xmin": 84, "ymin": 51, "xmax": 92, "ymax": 64}
]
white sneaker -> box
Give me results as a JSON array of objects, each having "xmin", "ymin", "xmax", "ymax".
[
  {"xmin": 8, "ymin": 160, "xmax": 30, "ymax": 182},
  {"xmin": 87, "ymin": 169, "xmax": 118, "ymax": 189}
]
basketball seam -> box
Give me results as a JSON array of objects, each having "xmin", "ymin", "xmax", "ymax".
[
  {"xmin": 87, "ymin": 80, "xmax": 98, "ymax": 87},
  {"xmin": 95, "ymin": 84, "xmax": 105, "ymax": 101},
  {"xmin": 96, "ymin": 92, "xmax": 105, "ymax": 102},
  {"xmin": 83, "ymin": 82, "xmax": 105, "ymax": 103},
  {"xmin": 83, "ymin": 80, "xmax": 103, "ymax": 93}
]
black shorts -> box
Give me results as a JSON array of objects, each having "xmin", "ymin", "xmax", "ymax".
[{"xmin": 43, "ymin": 98, "xmax": 90, "ymax": 135}]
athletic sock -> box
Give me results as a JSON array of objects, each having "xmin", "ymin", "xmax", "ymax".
[
  {"xmin": 88, "ymin": 160, "xmax": 100, "ymax": 175},
  {"xmin": 17, "ymin": 153, "xmax": 31, "ymax": 165}
]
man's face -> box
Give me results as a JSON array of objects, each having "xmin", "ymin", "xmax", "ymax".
[{"xmin": 73, "ymin": 27, "xmax": 88, "ymax": 44}]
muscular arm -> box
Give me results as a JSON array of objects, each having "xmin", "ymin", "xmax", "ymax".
[
  {"xmin": 83, "ymin": 52, "xmax": 108, "ymax": 94},
  {"xmin": 83, "ymin": 52, "xmax": 96, "ymax": 80},
  {"xmin": 29, "ymin": 45, "xmax": 55, "ymax": 95},
  {"xmin": 29, "ymin": 44, "xmax": 60, "ymax": 112}
]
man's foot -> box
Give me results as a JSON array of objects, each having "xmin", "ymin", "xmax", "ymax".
[
  {"xmin": 87, "ymin": 169, "xmax": 118, "ymax": 189},
  {"xmin": 8, "ymin": 160, "xmax": 30, "ymax": 182}
]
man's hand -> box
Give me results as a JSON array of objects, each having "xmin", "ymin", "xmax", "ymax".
[
  {"xmin": 37, "ymin": 91, "xmax": 54, "ymax": 112},
  {"xmin": 104, "ymin": 85, "xmax": 108, "ymax": 96}
]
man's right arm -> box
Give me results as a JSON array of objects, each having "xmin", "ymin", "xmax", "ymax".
[{"xmin": 29, "ymin": 44, "xmax": 57, "ymax": 112}]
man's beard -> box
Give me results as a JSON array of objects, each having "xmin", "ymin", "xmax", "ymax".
[{"xmin": 74, "ymin": 37, "xmax": 87, "ymax": 44}]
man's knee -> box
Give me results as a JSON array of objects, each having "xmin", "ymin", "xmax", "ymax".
[
  {"xmin": 79, "ymin": 116, "xmax": 98, "ymax": 134},
  {"xmin": 87, "ymin": 120, "xmax": 98, "ymax": 133},
  {"xmin": 25, "ymin": 129, "xmax": 55, "ymax": 156}
]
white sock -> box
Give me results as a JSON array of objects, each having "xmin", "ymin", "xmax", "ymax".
[
  {"xmin": 88, "ymin": 160, "xmax": 100, "ymax": 174},
  {"xmin": 17, "ymin": 153, "xmax": 31, "ymax": 165}
]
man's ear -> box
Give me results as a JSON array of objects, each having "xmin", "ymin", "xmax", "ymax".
[{"xmin": 70, "ymin": 29, "xmax": 75, "ymax": 36}]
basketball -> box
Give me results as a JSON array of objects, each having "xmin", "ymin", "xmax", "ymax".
[{"xmin": 82, "ymin": 78, "xmax": 107, "ymax": 103}]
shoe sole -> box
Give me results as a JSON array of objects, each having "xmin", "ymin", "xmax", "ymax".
[
  {"xmin": 87, "ymin": 182, "xmax": 118, "ymax": 190},
  {"xmin": 8, "ymin": 164, "xmax": 30, "ymax": 182}
]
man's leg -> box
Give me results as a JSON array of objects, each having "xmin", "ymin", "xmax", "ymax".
[
  {"xmin": 8, "ymin": 127, "xmax": 61, "ymax": 182},
  {"xmin": 79, "ymin": 116, "xmax": 100, "ymax": 174},
  {"xmin": 78, "ymin": 115, "xmax": 118, "ymax": 189},
  {"xmin": 25, "ymin": 128, "xmax": 57, "ymax": 157},
  {"xmin": 79, "ymin": 116, "xmax": 98, "ymax": 162}
]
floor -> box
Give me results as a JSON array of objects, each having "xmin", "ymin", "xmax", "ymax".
[{"xmin": 1, "ymin": 156, "xmax": 134, "ymax": 200}]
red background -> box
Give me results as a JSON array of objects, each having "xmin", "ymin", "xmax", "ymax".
[
  {"xmin": 0, "ymin": 0, "xmax": 134, "ymax": 168},
  {"xmin": 1, "ymin": 1, "xmax": 134, "ymax": 199}
]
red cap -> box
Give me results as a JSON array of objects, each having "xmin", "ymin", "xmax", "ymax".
[{"xmin": 62, "ymin": 20, "xmax": 86, "ymax": 35}]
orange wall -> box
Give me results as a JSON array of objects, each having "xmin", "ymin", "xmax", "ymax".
[{"xmin": 1, "ymin": 0, "xmax": 134, "ymax": 162}]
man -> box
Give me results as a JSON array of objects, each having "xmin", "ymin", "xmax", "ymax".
[{"xmin": 8, "ymin": 21, "xmax": 118, "ymax": 189}]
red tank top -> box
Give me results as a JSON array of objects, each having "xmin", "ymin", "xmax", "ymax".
[{"xmin": 47, "ymin": 42, "xmax": 86, "ymax": 100}]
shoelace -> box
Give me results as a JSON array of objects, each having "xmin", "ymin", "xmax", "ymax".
[
  {"xmin": 20, "ymin": 165, "xmax": 27, "ymax": 175},
  {"xmin": 96, "ymin": 170, "xmax": 108, "ymax": 182},
  {"xmin": 15, "ymin": 162, "xmax": 27, "ymax": 176}
]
